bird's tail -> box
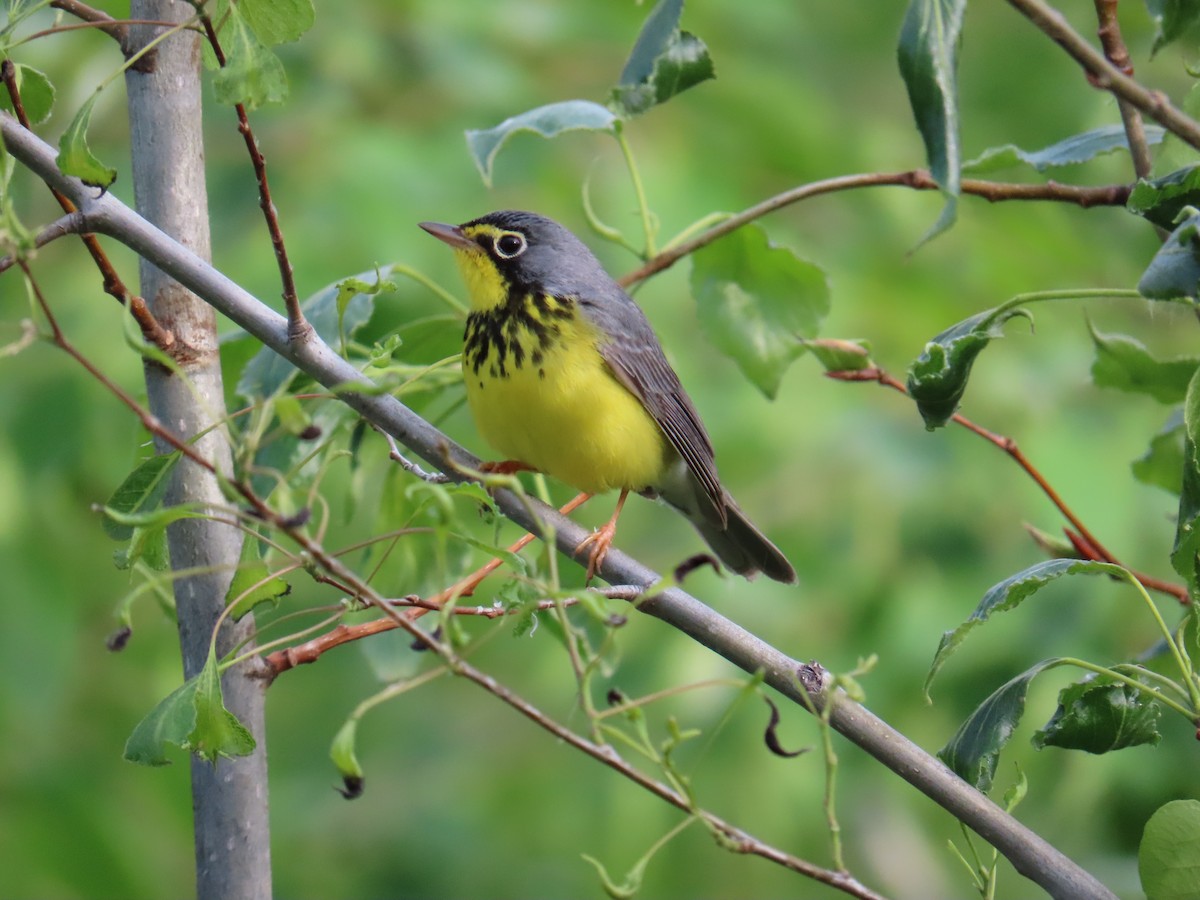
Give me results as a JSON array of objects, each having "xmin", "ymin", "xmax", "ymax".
[{"xmin": 656, "ymin": 465, "xmax": 796, "ymax": 584}]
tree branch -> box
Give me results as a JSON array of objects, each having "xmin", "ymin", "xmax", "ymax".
[
  {"xmin": 619, "ymin": 170, "xmax": 1130, "ymax": 287},
  {"xmin": 1092, "ymin": 0, "xmax": 1153, "ymax": 179},
  {"xmin": 0, "ymin": 111, "xmax": 1117, "ymax": 900},
  {"xmin": 1009, "ymin": 0, "xmax": 1200, "ymax": 152},
  {"xmin": 123, "ymin": 6, "xmax": 270, "ymax": 899}
]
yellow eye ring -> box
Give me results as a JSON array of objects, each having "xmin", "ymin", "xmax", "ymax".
[{"xmin": 494, "ymin": 232, "xmax": 527, "ymax": 259}]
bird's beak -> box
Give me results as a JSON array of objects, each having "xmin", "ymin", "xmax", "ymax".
[{"xmin": 419, "ymin": 221, "xmax": 475, "ymax": 250}]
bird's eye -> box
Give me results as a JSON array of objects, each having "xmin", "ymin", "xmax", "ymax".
[{"xmin": 494, "ymin": 232, "xmax": 526, "ymax": 259}]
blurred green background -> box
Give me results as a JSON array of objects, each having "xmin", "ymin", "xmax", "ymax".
[{"xmin": 2, "ymin": 2, "xmax": 1197, "ymax": 898}]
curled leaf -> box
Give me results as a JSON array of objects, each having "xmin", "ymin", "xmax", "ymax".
[
  {"xmin": 897, "ymin": 0, "xmax": 966, "ymax": 244},
  {"xmin": 906, "ymin": 305, "xmax": 1032, "ymax": 429},
  {"xmin": 1128, "ymin": 165, "xmax": 1200, "ymax": 231},
  {"xmin": 330, "ymin": 718, "xmax": 365, "ymax": 799},
  {"xmin": 964, "ymin": 125, "xmax": 1165, "ymax": 175},
  {"xmin": 1033, "ymin": 678, "xmax": 1161, "ymax": 754},
  {"xmin": 609, "ymin": 0, "xmax": 714, "ymax": 117},
  {"xmin": 925, "ymin": 559, "xmax": 1125, "ymax": 699},
  {"xmin": 58, "ymin": 92, "xmax": 117, "ymax": 190},
  {"xmin": 762, "ymin": 696, "xmax": 808, "ymax": 758},
  {"xmin": 465, "ymin": 101, "xmax": 617, "ymax": 188},
  {"xmin": 1138, "ymin": 208, "xmax": 1200, "ymax": 301},
  {"xmin": 938, "ymin": 659, "xmax": 1058, "ymax": 792}
]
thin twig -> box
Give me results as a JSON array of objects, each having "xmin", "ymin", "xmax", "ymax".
[
  {"xmin": 195, "ymin": 15, "xmax": 307, "ymax": 341},
  {"xmin": 1010, "ymin": 0, "xmax": 1200, "ymax": 152},
  {"xmin": 619, "ymin": 171, "xmax": 1130, "ymax": 287},
  {"xmin": 48, "ymin": 0, "xmax": 152, "ymax": 64},
  {"xmin": 0, "ymin": 60, "xmax": 173, "ymax": 347},
  {"xmin": 828, "ymin": 366, "xmax": 1190, "ymax": 605},
  {"xmin": 379, "ymin": 428, "xmax": 450, "ymax": 482},
  {"xmin": 264, "ymin": 492, "xmax": 596, "ymax": 673}
]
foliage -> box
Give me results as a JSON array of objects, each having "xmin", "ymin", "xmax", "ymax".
[{"xmin": 5, "ymin": 0, "xmax": 1200, "ymax": 898}]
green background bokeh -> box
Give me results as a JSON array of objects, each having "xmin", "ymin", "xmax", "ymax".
[{"xmin": 0, "ymin": 2, "xmax": 1195, "ymax": 898}]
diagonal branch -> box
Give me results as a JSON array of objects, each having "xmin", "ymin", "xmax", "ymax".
[
  {"xmin": 1009, "ymin": 0, "xmax": 1200, "ymax": 152},
  {"xmin": 0, "ymin": 111, "xmax": 1116, "ymax": 900},
  {"xmin": 619, "ymin": 170, "xmax": 1130, "ymax": 287}
]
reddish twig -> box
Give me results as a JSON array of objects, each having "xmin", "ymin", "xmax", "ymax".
[
  {"xmin": 1092, "ymin": 0, "xmax": 1153, "ymax": 180},
  {"xmin": 828, "ymin": 365, "xmax": 1190, "ymax": 605},
  {"xmin": 196, "ymin": 15, "xmax": 307, "ymax": 341},
  {"xmin": 264, "ymin": 492, "xmax": 597, "ymax": 675},
  {"xmin": 0, "ymin": 60, "xmax": 174, "ymax": 348},
  {"xmin": 619, "ymin": 170, "xmax": 1130, "ymax": 288}
]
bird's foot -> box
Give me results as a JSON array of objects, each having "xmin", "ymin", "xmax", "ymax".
[{"xmin": 574, "ymin": 519, "xmax": 618, "ymax": 583}]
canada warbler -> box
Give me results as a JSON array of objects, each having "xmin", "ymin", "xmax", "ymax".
[{"xmin": 420, "ymin": 210, "xmax": 795, "ymax": 584}]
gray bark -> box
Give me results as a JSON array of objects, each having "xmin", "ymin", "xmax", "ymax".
[{"xmin": 125, "ymin": 5, "xmax": 271, "ymax": 899}]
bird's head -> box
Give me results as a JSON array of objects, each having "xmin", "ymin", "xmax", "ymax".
[{"xmin": 420, "ymin": 210, "xmax": 607, "ymax": 312}]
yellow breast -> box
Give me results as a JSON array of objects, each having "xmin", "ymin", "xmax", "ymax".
[{"xmin": 463, "ymin": 297, "xmax": 673, "ymax": 496}]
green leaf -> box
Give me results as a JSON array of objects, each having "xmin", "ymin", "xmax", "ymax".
[
  {"xmin": 804, "ymin": 338, "xmax": 873, "ymax": 373},
  {"xmin": 465, "ymin": 100, "xmax": 618, "ymax": 188},
  {"xmin": 225, "ymin": 537, "xmax": 290, "ymax": 622},
  {"xmin": 104, "ymin": 502, "xmax": 203, "ymax": 571},
  {"xmin": 897, "ymin": 0, "xmax": 965, "ymax": 245},
  {"xmin": 1088, "ymin": 321, "xmax": 1200, "ymax": 403},
  {"xmin": 188, "ymin": 647, "xmax": 257, "ymax": 764},
  {"xmin": 938, "ymin": 660, "xmax": 1057, "ymax": 793},
  {"xmin": 330, "ymin": 717, "xmax": 365, "ymax": 799},
  {"xmin": 1134, "ymin": 411, "xmax": 1186, "ymax": 495},
  {"xmin": 1128, "ymin": 165, "xmax": 1200, "ymax": 231},
  {"xmin": 964, "ymin": 125, "xmax": 1165, "ymax": 175},
  {"xmin": 0, "ymin": 64, "xmax": 55, "ymax": 125},
  {"xmin": 1170, "ymin": 367, "xmax": 1200, "ymax": 597},
  {"xmin": 124, "ymin": 677, "xmax": 200, "ymax": 766},
  {"xmin": 690, "ymin": 223, "xmax": 829, "ymax": 399},
  {"xmin": 1138, "ymin": 208, "xmax": 1200, "ymax": 301},
  {"xmin": 925, "ymin": 559, "xmax": 1126, "ymax": 699},
  {"xmin": 57, "ymin": 92, "xmax": 117, "ymax": 190},
  {"xmin": 905, "ymin": 305, "xmax": 1032, "ymax": 430},
  {"xmin": 239, "ymin": 0, "xmax": 315, "ymax": 45},
  {"xmin": 102, "ymin": 452, "xmax": 182, "ymax": 540},
  {"xmin": 1002, "ymin": 764, "xmax": 1028, "ymax": 813},
  {"xmin": 1033, "ymin": 678, "xmax": 1161, "ymax": 753},
  {"xmin": 1140, "ymin": 800, "xmax": 1200, "ymax": 900},
  {"xmin": 336, "ymin": 270, "xmax": 396, "ymax": 353},
  {"xmin": 212, "ymin": 2, "xmax": 288, "ymax": 110},
  {"xmin": 237, "ymin": 267, "xmax": 382, "ymax": 399},
  {"xmin": 1146, "ymin": 0, "xmax": 1200, "ymax": 55},
  {"xmin": 608, "ymin": 0, "xmax": 714, "ymax": 118}
]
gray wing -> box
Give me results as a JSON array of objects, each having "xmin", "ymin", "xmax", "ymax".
[{"xmin": 579, "ymin": 287, "xmax": 726, "ymax": 524}]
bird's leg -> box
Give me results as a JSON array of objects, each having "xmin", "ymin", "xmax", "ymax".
[
  {"xmin": 574, "ymin": 489, "xmax": 629, "ymax": 582},
  {"xmin": 479, "ymin": 459, "xmax": 537, "ymax": 476}
]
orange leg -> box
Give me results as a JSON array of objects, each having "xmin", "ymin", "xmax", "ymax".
[{"xmin": 574, "ymin": 489, "xmax": 629, "ymax": 582}]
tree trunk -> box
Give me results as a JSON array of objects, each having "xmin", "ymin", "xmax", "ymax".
[{"xmin": 125, "ymin": 5, "xmax": 272, "ymax": 898}]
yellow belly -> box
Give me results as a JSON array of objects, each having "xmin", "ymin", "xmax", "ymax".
[{"xmin": 463, "ymin": 319, "xmax": 672, "ymax": 495}]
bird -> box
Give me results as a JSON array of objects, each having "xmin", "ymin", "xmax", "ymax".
[{"xmin": 420, "ymin": 210, "xmax": 795, "ymax": 584}]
